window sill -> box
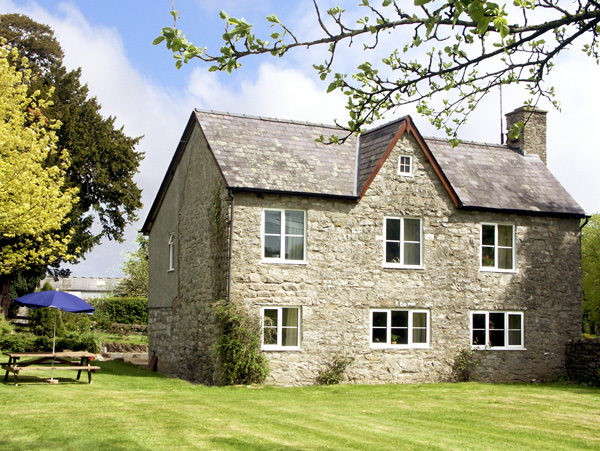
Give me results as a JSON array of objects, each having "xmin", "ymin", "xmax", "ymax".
[
  {"xmin": 382, "ymin": 264, "xmax": 425, "ymax": 270},
  {"xmin": 261, "ymin": 259, "xmax": 307, "ymax": 265},
  {"xmin": 471, "ymin": 346, "xmax": 527, "ymax": 351},
  {"xmin": 262, "ymin": 347, "xmax": 301, "ymax": 352},
  {"xmin": 479, "ymin": 267, "xmax": 517, "ymax": 274},
  {"xmin": 370, "ymin": 345, "xmax": 431, "ymax": 350}
]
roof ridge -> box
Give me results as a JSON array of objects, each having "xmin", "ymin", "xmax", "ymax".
[
  {"xmin": 361, "ymin": 115, "xmax": 409, "ymax": 136},
  {"xmin": 194, "ymin": 108, "xmax": 341, "ymax": 130},
  {"xmin": 424, "ymin": 135, "xmax": 508, "ymax": 149}
]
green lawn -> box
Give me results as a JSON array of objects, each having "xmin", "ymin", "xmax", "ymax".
[
  {"xmin": 0, "ymin": 360, "xmax": 599, "ymax": 450},
  {"xmin": 95, "ymin": 331, "xmax": 148, "ymax": 346}
]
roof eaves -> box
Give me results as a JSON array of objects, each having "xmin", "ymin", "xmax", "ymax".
[
  {"xmin": 458, "ymin": 204, "xmax": 588, "ymax": 219},
  {"xmin": 229, "ymin": 186, "xmax": 359, "ymax": 201}
]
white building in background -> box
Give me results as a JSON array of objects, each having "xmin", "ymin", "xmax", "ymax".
[{"xmin": 41, "ymin": 277, "xmax": 121, "ymax": 300}]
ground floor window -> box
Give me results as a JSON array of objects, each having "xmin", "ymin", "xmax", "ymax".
[
  {"xmin": 370, "ymin": 309, "xmax": 430, "ymax": 348},
  {"xmin": 262, "ymin": 306, "xmax": 300, "ymax": 350},
  {"xmin": 471, "ymin": 311, "xmax": 524, "ymax": 349}
]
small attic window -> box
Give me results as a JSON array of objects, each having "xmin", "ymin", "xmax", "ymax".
[{"xmin": 398, "ymin": 156, "xmax": 413, "ymax": 176}]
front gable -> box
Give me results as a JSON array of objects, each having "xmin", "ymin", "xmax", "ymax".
[{"xmin": 357, "ymin": 117, "xmax": 460, "ymax": 210}]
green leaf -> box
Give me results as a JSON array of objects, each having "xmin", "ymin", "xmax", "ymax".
[
  {"xmin": 152, "ymin": 36, "xmax": 165, "ymax": 46},
  {"xmin": 414, "ymin": 0, "xmax": 432, "ymax": 5},
  {"xmin": 467, "ymin": 1, "xmax": 484, "ymax": 22}
]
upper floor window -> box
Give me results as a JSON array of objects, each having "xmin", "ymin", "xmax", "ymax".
[
  {"xmin": 371, "ymin": 309, "xmax": 430, "ymax": 348},
  {"xmin": 263, "ymin": 209, "xmax": 306, "ymax": 263},
  {"xmin": 481, "ymin": 224, "xmax": 515, "ymax": 272},
  {"xmin": 383, "ymin": 217, "xmax": 423, "ymax": 268},
  {"xmin": 168, "ymin": 232, "xmax": 175, "ymax": 272},
  {"xmin": 262, "ymin": 306, "xmax": 301, "ymax": 350},
  {"xmin": 398, "ymin": 155, "xmax": 413, "ymax": 176},
  {"xmin": 471, "ymin": 311, "xmax": 524, "ymax": 350}
]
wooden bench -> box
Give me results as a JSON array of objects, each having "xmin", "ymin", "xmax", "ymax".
[{"xmin": 2, "ymin": 363, "xmax": 101, "ymax": 386}]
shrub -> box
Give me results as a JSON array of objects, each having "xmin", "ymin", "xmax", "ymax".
[
  {"xmin": 30, "ymin": 308, "xmax": 67, "ymax": 337},
  {"xmin": 91, "ymin": 297, "xmax": 148, "ymax": 325},
  {"xmin": 213, "ymin": 299, "xmax": 269, "ymax": 385},
  {"xmin": 0, "ymin": 309, "xmax": 13, "ymax": 335},
  {"xmin": 453, "ymin": 347, "xmax": 482, "ymax": 382},
  {"xmin": 0, "ymin": 333, "xmax": 36, "ymax": 352},
  {"xmin": 0, "ymin": 331, "xmax": 102, "ymax": 353},
  {"xmin": 315, "ymin": 355, "xmax": 354, "ymax": 385},
  {"xmin": 63, "ymin": 311, "xmax": 93, "ymax": 334}
]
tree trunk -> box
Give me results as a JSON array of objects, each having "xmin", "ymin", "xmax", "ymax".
[{"xmin": 0, "ymin": 275, "xmax": 11, "ymax": 320}]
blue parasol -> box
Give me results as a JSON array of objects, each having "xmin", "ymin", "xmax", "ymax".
[
  {"xmin": 13, "ymin": 290, "xmax": 95, "ymax": 383},
  {"xmin": 14, "ymin": 290, "xmax": 95, "ymax": 314}
]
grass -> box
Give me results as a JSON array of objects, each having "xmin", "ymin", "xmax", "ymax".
[
  {"xmin": 94, "ymin": 331, "xmax": 148, "ymax": 346},
  {"xmin": 0, "ymin": 359, "xmax": 599, "ymax": 450}
]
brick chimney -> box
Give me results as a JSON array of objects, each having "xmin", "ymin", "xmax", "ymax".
[{"xmin": 505, "ymin": 106, "xmax": 547, "ymax": 165}]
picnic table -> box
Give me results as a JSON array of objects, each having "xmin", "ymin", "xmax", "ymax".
[{"xmin": 2, "ymin": 351, "xmax": 100, "ymax": 386}]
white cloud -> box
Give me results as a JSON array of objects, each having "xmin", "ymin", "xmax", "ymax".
[
  {"xmin": 0, "ymin": 0, "xmax": 597, "ymax": 280},
  {"xmin": 0, "ymin": 0, "xmax": 195, "ymax": 276},
  {"xmin": 188, "ymin": 62, "xmax": 348, "ymax": 124}
]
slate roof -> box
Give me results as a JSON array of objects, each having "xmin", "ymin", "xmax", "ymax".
[
  {"xmin": 426, "ymin": 138, "xmax": 586, "ymax": 217},
  {"xmin": 195, "ymin": 110, "xmax": 358, "ymax": 197},
  {"xmin": 142, "ymin": 110, "xmax": 586, "ymax": 233}
]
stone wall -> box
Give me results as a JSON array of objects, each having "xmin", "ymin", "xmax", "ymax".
[
  {"xmin": 505, "ymin": 106, "xmax": 547, "ymax": 164},
  {"xmin": 565, "ymin": 338, "xmax": 600, "ymax": 386},
  {"xmin": 229, "ymin": 132, "xmax": 582, "ymax": 385},
  {"xmin": 148, "ymin": 122, "xmax": 228, "ymax": 384},
  {"xmin": 148, "ymin": 123, "xmax": 582, "ymax": 387}
]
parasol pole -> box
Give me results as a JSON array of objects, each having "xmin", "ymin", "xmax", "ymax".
[{"xmin": 50, "ymin": 307, "xmax": 57, "ymax": 383}]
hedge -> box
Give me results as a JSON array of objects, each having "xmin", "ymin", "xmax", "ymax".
[
  {"xmin": 91, "ymin": 297, "xmax": 148, "ymax": 325},
  {"xmin": 0, "ymin": 332, "xmax": 102, "ymax": 354}
]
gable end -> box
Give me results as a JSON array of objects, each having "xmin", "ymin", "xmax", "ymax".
[{"xmin": 357, "ymin": 116, "xmax": 461, "ymax": 208}]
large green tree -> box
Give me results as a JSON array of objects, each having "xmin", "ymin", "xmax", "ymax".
[
  {"xmin": 582, "ymin": 214, "xmax": 600, "ymax": 335},
  {"xmin": 156, "ymin": 0, "xmax": 600, "ymax": 142},
  {"xmin": 0, "ymin": 14, "xmax": 143, "ymax": 298}
]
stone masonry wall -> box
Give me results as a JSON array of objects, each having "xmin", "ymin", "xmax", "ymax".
[
  {"xmin": 229, "ymin": 132, "xmax": 582, "ymax": 385},
  {"xmin": 148, "ymin": 122, "xmax": 228, "ymax": 384},
  {"xmin": 506, "ymin": 107, "xmax": 547, "ymax": 164},
  {"xmin": 565, "ymin": 338, "xmax": 600, "ymax": 386}
]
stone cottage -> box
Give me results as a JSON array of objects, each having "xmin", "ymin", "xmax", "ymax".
[{"xmin": 141, "ymin": 106, "xmax": 586, "ymax": 385}]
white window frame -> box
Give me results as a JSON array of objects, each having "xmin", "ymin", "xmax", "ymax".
[
  {"xmin": 398, "ymin": 155, "xmax": 413, "ymax": 176},
  {"xmin": 470, "ymin": 311, "xmax": 525, "ymax": 350},
  {"xmin": 261, "ymin": 306, "xmax": 301, "ymax": 351},
  {"xmin": 480, "ymin": 223, "xmax": 516, "ymax": 273},
  {"xmin": 370, "ymin": 309, "xmax": 430, "ymax": 349},
  {"xmin": 383, "ymin": 216, "xmax": 423, "ymax": 269},
  {"xmin": 262, "ymin": 209, "xmax": 307, "ymax": 264},
  {"xmin": 168, "ymin": 232, "xmax": 175, "ymax": 272}
]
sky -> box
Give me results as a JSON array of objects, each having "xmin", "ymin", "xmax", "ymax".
[{"xmin": 1, "ymin": 0, "xmax": 599, "ymax": 277}]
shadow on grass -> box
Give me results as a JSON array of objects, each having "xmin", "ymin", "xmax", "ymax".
[
  {"xmin": 3, "ymin": 436, "xmax": 156, "ymax": 451},
  {"xmin": 210, "ymin": 436, "xmax": 305, "ymax": 450},
  {"xmin": 1, "ymin": 359, "xmax": 167, "ymax": 387}
]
